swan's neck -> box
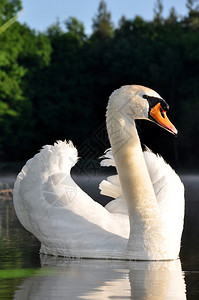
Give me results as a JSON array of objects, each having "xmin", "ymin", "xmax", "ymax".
[
  {"xmin": 106, "ymin": 104, "xmax": 171, "ymax": 259},
  {"xmin": 107, "ymin": 111, "xmax": 158, "ymax": 216}
]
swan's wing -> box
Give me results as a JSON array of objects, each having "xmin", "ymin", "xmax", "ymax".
[
  {"xmin": 13, "ymin": 141, "xmax": 129, "ymax": 257},
  {"xmin": 99, "ymin": 148, "xmax": 184, "ymax": 229},
  {"xmin": 13, "ymin": 140, "xmax": 79, "ymax": 234},
  {"xmin": 99, "ymin": 149, "xmax": 128, "ymax": 215},
  {"xmin": 99, "ymin": 174, "xmax": 122, "ymax": 199},
  {"xmin": 143, "ymin": 149, "xmax": 184, "ymax": 240}
]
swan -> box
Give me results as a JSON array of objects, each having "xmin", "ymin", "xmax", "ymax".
[{"xmin": 13, "ymin": 85, "xmax": 184, "ymax": 260}]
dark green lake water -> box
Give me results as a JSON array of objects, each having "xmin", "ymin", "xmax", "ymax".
[{"xmin": 0, "ymin": 174, "xmax": 199, "ymax": 299}]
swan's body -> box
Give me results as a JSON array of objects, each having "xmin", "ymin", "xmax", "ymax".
[{"xmin": 13, "ymin": 85, "xmax": 184, "ymax": 260}]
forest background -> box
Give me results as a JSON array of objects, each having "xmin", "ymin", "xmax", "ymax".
[{"xmin": 0, "ymin": 0, "xmax": 199, "ymax": 171}]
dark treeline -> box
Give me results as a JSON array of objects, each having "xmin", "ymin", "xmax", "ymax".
[{"xmin": 0, "ymin": 0, "xmax": 199, "ymax": 170}]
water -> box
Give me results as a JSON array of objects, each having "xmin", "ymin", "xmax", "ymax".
[{"xmin": 0, "ymin": 174, "xmax": 199, "ymax": 299}]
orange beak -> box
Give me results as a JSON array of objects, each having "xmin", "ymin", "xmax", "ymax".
[{"xmin": 149, "ymin": 103, "xmax": 178, "ymax": 135}]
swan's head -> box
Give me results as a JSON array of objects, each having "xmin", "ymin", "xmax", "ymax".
[{"xmin": 108, "ymin": 85, "xmax": 177, "ymax": 135}]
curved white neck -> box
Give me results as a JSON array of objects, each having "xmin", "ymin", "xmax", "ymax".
[
  {"xmin": 106, "ymin": 101, "xmax": 172, "ymax": 259},
  {"xmin": 107, "ymin": 108, "xmax": 158, "ymax": 216}
]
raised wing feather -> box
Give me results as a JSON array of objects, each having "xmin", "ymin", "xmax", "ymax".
[
  {"xmin": 13, "ymin": 141, "xmax": 129, "ymax": 258},
  {"xmin": 99, "ymin": 148, "xmax": 184, "ymax": 233}
]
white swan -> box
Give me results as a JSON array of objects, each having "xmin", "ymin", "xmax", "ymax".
[{"xmin": 13, "ymin": 85, "xmax": 184, "ymax": 260}]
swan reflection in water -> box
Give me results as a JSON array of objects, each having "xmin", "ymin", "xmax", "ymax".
[{"xmin": 14, "ymin": 257, "xmax": 186, "ymax": 300}]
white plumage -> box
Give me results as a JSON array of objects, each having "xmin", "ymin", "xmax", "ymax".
[
  {"xmin": 100, "ymin": 148, "xmax": 184, "ymax": 241},
  {"xmin": 14, "ymin": 140, "xmax": 130, "ymax": 258},
  {"xmin": 13, "ymin": 85, "xmax": 185, "ymax": 260}
]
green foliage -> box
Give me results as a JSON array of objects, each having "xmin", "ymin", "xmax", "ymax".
[
  {"xmin": 0, "ymin": 268, "xmax": 36, "ymax": 279},
  {"xmin": 0, "ymin": 13, "xmax": 18, "ymax": 35},
  {"xmin": 47, "ymin": 19, "xmax": 63, "ymax": 37},
  {"xmin": 92, "ymin": 0, "xmax": 114, "ymax": 40},
  {"xmin": 186, "ymin": 0, "xmax": 199, "ymax": 12},
  {"xmin": 153, "ymin": 0, "xmax": 164, "ymax": 24},
  {"xmin": 184, "ymin": 0, "xmax": 199, "ymax": 28},
  {"xmin": 65, "ymin": 17, "xmax": 86, "ymax": 41},
  {"xmin": 166, "ymin": 7, "xmax": 178, "ymax": 25},
  {"xmin": 0, "ymin": 0, "xmax": 22, "ymax": 23},
  {"xmin": 0, "ymin": 0, "xmax": 199, "ymax": 170}
]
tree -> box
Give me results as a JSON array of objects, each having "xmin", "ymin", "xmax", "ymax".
[
  {"xmin": 47, "ymin": 19, "xmax": 63, "ymax": 37},
  {"xmin": 0, "ymin": 23, "xmax": 33, "ymax": 159},
  {"xmin": 92, "ymin": 0, "xmax": 114, "ymax": 39},
  {"xmin": 166, "ymin": 7, "xmax": 178, "ymax": 24},
  {"xmin": 185, "ymin": 0, "xmax": 199, "ymax": 27},
  {"xmin": 65, "ymin": 17, "xmax": 86, "ymax": 41},
  {"xmin": 153, "ymin": 0, "xmax": 164, "ymax": 24},
  {"xmin": 0, "ymin": 0, "xmax": 22, "ymax": 24},
  {"xmin": 0, "ymin": 0, "xmax": 199, "ymax": 170},
  {"xmin": 116, "ymin": 16, "xmax": 134, "ymax": 36},
  {"xmin": 186, "ymin": 0, "xmax": 199, "ymax": 12}
]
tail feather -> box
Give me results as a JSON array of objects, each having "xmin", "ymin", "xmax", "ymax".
[
  {"xmin": 13, "ymin": 140, "xmax": 78, "ymax": 234},
  {"xmin": 40, "ymin": 140, "xmax": 78, "ymax": 174}
]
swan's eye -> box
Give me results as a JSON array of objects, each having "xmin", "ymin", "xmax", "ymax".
[{"xmin": 143, "ymin": 95, "xmax": 151, "ymax": 101}]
